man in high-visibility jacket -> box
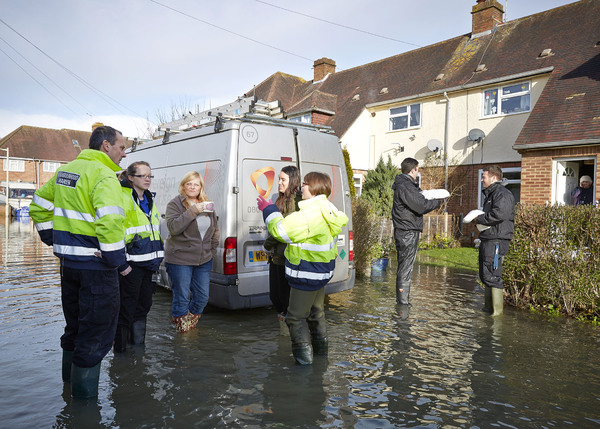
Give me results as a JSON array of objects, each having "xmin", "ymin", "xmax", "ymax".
[{"xmin": 30, "ymin": 125, "xmax": 127, "ymax": 398}]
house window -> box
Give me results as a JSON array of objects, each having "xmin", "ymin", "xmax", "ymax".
[
  {"xmin": 389, "ymin": 103, "xmax": 421, "ymax": 131},
  {"xmin": 478, "ymin": 167, "xmax": 521, "ymax": 208},
  {"xmin": 289, "ymin": 114, "xmax": 311, "ymax": 124},
  {"xmin": 43, "ymin": 161, "xmax": 60, "ymax": 172},
  {"xmin": 3, "ymin": 159, "xmax": 25, "ymax": 172},
  {"xmin": 483, "ymin": 81, "xmax": 531, "ymax": 116}
]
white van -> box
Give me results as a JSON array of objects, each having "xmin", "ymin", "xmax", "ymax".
[{"xmin": 123, "ymin": 109, "xmax": 355, "ymax": 309}]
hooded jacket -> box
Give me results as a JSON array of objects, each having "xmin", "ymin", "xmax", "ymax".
[
  {"xmin": 29, "ymin": 149, "xmax": 126, "ymax": 270},
  {"xmin": 263, "ymin": 194, "xmax": 349, "ymax": 291},
  {"xmin": 120, "ymin": 179, "xmax": 164, "ymax": 272},
  {"xmin": 476, "ymin": 181, "xmax": 515, "ymax": 240},
  {"xmin": 392, "ymin": 174, "xmax": 440, "ymax": 232}
]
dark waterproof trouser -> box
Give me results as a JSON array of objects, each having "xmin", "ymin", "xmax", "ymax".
[
  {"xmin": 117, "ymin": 265, "xmax": 155, "ymax": 334},
  {"xmin": 394, "ymin": 229, "xmax": 420, "ymax": 304},
  {"xmin": 479, "ymin": 239, "xmax": 510, "ymax": 289},
  {"xmin": 269, "ymin": 263, "xmax": 291, "ymax": 315},
  {"xmin": 286, "ymin": 287, "xmax": 327, "ymax": 347},
  {"xmin": 60, "ymin": 266, "xmax": 119, "ymax": 368},
  {"xmin": 118, "ymin": 265, "xmax": 156, "ymax": 328}
]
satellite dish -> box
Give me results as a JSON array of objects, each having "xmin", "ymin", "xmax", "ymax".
[
  {"xmin": 427, "ymin": 139, "xmax": 442, "ymax": 153},
  {"xmin": 468, "ymin": 128, "xmax": 486, "ymax": 143}
]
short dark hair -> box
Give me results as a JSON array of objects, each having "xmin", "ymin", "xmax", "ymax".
[
  {"xmin": 483, "ymin": 165, "xmax": 503, "ymax": 180},
  {"xmin": 401, "ymin": 157, "xmax": 419, "ymax": 174},
  {"xmin": 89, "ymin": 126, "xmax": 122, "ymax": 150},
  {"xmin": 304, "ymin": 171, "xmax": 332, "ymax": 197}
]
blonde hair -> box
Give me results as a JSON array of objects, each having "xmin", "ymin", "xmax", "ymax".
[{"xmin": 178, "ymin": 171, "xmax": 208, "ymax": 204}]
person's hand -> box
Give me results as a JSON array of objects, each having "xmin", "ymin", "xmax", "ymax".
[
  {"xmin": 120, "ymin": 266, "xmax": 132, "ymax": 276},
  {"xmin": 257, "ymin": 195, "xmax": 271, "ymax": 211}
]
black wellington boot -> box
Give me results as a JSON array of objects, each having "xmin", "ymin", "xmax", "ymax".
[
  {"xmin": 292, "ymin": 344, "xmax": 313, "ymax": 365},
  {"xmin": 113, "ymin": 326, "xmax": 129, "ymax": 353},
  {"xmin": 311, "ymin": 338, "xmax": 328, "ymax": 356},
  {"xmin": 131, "ymin": 319, "xmax": 147, "ymax": 345},
  {"xmin": 71, "ymin": 363, "xmax": 101, "ymax": 399},
  {"xmin": 62, "ymin": 350, "xmax": 74, "ymax": 382}
]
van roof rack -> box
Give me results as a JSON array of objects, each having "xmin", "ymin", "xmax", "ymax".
[{"xmin": 155, "ymin": 96, "xmax": 333, "ymax": 137}]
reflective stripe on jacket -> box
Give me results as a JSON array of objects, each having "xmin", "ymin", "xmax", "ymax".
[
  {"xmin": 263, "ymin": 194, "xmax": 349, "ymax": 291},
  {"xmin": 29, "ymin": 149, "xmax": 126, "ymax": 270},
  {"xmin": 122, "ymin": 185, "xmax": 164, "ymax": 272}
]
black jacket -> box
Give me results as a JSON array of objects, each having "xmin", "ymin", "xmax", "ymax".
[
  {"xmin": 476, "ymin": 181, "xmax": 515, "ymax": 240},
  {"xmin": 392, "ymin": 174, "xmax": 441, "ymax": 231}
]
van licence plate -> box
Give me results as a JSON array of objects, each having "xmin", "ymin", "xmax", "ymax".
[{"xmin": 249, "ymin": 250, "xmax": 268, "ymax": 263}]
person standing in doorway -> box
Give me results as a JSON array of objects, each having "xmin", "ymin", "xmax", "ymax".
[
  {"xmin": 114, "ymin": 161, "xmax": 164, "ymax": 352},
  {"xmin": 164, "ymin": 171, "xmax": 219, "ymax": 333},
  {"xmin": 571, "ymin": 175, "xmax": 594, "ymax": 205},
  {"xmin": 263, "ymin": 165, "xmax": 302, "ymax": 335},
  {"xmin": 475, "ymin": 165, "xmax": 515, "ymax": 316},
  {"xmin": 391, "ymin": 157, "xmax": 443, "ymax": 305},
  {"xmin": 29, "ymin": 125, "xmax": 127, "ymax": 398}
]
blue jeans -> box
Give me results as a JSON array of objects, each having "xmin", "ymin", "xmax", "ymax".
[{"xmin": 166, "ymin": 261, "xmax": 212, "ymax": 317}]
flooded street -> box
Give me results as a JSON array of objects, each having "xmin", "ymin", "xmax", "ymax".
[{"xmin": 1, "ymin": 219, "xmax": 599, "ymax": 428}]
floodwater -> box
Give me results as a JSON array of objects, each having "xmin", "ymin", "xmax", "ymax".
[{"xmin": 1, "ymin": 219, "xmax": 599, "ymax": 429}]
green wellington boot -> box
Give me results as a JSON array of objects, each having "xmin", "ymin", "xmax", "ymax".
[
  {"xmin": 62, "ymin": 350, "xmax": 74, "ymax": 382},
  {"xmin": 131, "ymin": 319, "xmax": 147, "ymax": 345},
  {"xmin": 312, "ymin": 338, "xmax": 328, "ymax": 356},
  {"xmin": 491, "ymin": 287, "xmax": 504, "ymax": 316},
  {"xmin": 482, "ymin": 286, "xmax": 493, "ymax": 313},
  {"xmin": 71, "ymin": 363, "xmax": 101, "ymax": 399},
  {"xmin": 292, "ymin": 344, "xmax": 313, "ymax": 365}
]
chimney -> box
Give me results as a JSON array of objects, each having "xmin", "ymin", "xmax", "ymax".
[
  {"xmin": 471, "ymin": 0, "xmax": 504, "ymax": 35},
  {"xmin": 313, "ymin": 58, "xmax": 336, "ymax": 82}
]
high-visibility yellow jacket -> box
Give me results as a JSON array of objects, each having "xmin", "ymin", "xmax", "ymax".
[
  {"xmin": 29, "ymin": 149, "xmax": 127, "ymax": 270},
  {"xmin": 121, "ymin": 182, "xmax": 164, "ymax": 272},
  {"xmin": 263, "ymin": 194, "xmax": 348, "ymax": 291}
]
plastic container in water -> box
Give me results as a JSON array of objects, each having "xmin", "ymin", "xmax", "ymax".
[{"xmin": 371, "ymin": 257, "xmax": 389, "ymax": 272}]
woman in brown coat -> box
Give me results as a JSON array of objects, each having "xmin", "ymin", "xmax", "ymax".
[{"xmin": 165, "ymin": 171, "xmax": 219, "ymax": 332}]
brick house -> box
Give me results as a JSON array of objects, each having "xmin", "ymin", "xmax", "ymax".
[
  {"xmin": 0, "ymin": 125, "xmax": 133, "ymax": 214},
  {"xmin": 245, "ymin": 0, "xmax": 599, "ymax": 217}
]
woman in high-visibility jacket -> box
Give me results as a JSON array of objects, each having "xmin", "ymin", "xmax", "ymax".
[
  {"xmin": 258, "ymin": 171, "xmax": 349, "ymax": 365},
  {"xmin": 114, "ymin": 161, "xmax": 164, "ymax": 352}
]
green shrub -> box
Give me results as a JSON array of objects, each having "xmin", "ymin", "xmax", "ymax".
[
  {"xmin": 503, "ymin": 203, "xmax": 600, "ymax": 320},
  {"xmin": 351, "ymin": 197, "xmax": 379, "ymax": 277},
  {"xmin": 361, "ymin": 155, "xmax": 398, "ymax": 218},
  {"xmin": 342, "ymin": 146, "xmax": 356, "ymax": 199}
]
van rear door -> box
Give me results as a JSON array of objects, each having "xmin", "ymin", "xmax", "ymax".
[
  {"xmin": 238, "ymin": 123, "xmax": 298, "ymax": 298},
  {"xmin": 295, "ymin": 128, "xmax": 353, "ymax": 286}
]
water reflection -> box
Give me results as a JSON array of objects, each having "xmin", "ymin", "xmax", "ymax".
[{"xmin": 1, "ymin": 220, "xmax": 599, "ymax": 428}]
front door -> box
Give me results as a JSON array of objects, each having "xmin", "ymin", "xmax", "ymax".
[{"xmin": 553, "ymin": 160, "xmax": 579, "ymax": 205}]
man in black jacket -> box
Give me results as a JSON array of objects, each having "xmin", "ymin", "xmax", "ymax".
[
  {"xmin": 392, "ymin": 158, "xmax": 442, "ymax": 305},
  {"xmin": 476, "ymin": 165, "xmax": 515, "ymax": 316}
]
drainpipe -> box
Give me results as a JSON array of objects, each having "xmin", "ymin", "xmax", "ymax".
[{"xmin": 443, "ymin": 92, "xmax": 450, "ymax": 190}]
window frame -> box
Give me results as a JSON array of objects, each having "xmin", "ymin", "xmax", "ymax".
[
  {"xmin": 482, "ymin": 81, "xmax": 531, "ymax": 118},
  {"xmin": 477, "ymin": 167, "xmax": 521, "ymax": 209},
  {"xmin": 389, "ymin": 103, "xmax": 421, "ymax": 131},
  {"xmin": 3, "ymin": 158, "xmax": 25, "ymax": 172},
  {"xmin": 43, "ymin": 161, "xmax": 61, "ymax": 172},
  {"xmin": 288, "ymin": 113, "xmax": 311, "ymax": 124}
]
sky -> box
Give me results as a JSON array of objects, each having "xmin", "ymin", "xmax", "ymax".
[{"xmin": 0, "ymin": 0, "xmax": 577, "ymax": 139}]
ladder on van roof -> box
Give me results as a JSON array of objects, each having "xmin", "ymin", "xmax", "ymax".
[
  {"xmin": 154, "ymin": 96, "xmax": 333, "ymax": 138},
  {"xmin": 156, "ymin": 96, "xmax": 282, "ymax": 133}
]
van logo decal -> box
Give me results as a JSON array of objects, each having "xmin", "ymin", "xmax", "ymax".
[{"xmin": 250, "ymin": 167, "xmax": 275, "ymax": 198}]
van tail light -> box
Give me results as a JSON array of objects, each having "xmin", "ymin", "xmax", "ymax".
[
  {"xmin": 348, "ymin": 231, "xmax": 354, "ymax": 261},
  {"xmin": 224, "ymin": 237, "xmax": 237, "ymax": 275}
]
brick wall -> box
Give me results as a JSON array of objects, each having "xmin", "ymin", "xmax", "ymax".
[
  {"xmin": 311, "ymin": 112, "xmax": 331, "ymax": 126},
  {"xmin": 520, "ymin": 145, "xmax": 600, "ymax": 205},
  {"xmin": 3, "ymin": 159, "xmax": 62, "ymax": 189}
]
